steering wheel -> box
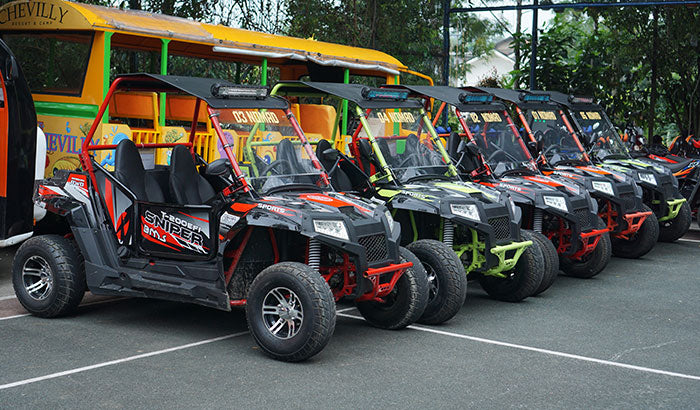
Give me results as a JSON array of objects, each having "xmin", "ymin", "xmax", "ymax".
[
  {"xmin": 260, "ymin": 159, "xmax": 292, "ymax": 176},
  {"xmin": 487, "ymin": 149, "xmax": 509, "ymax": 162},
  {"xmin": 543, "ymin": 144, "xmax": 560, "ymax": 156},
  {"xmin": 397, "ymin": 153, "xmax": 420, "ymax": 168}
]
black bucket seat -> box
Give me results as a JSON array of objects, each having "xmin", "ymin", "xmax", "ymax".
[
  {"xmin": 114, "ymin": 139, "xmax": 164, "ymax": 202},
  {"xmin": 169, "ymin": 145, "xmax": 215, "ymax": 205}
]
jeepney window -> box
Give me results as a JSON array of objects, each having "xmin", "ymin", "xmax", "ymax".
[
  {"xmin": 110, "ymin": 47, "xmax": 161, "ymax": 82},
  {"xmin": 2, "ymin": 32, "xmax": 92, "ymax": 96}
]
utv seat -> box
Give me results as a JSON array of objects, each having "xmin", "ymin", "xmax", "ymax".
[
  {"xmin": 316, "ymin": 139, "xmax": 353, "ymax": 191},
  {"xmin": 276, "ymin": 138, "xmax": 303, "ymax": 173},
  {"xmin": 114, "ymin": 139, "xmax": 165, "ymax": 202},
  {"xmin": 169, "ymin": 145, "xmax": 215, "ymax": 205}
]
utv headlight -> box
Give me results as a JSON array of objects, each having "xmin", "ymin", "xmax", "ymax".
[
  {"xmin": 638, "ymin": 173, "xmax": 657, "ymax": 186},
  {"xmin": 313, "ymin": 220, "xmax": 349, "ymax": 240},
  {"xmin": 384, "ymin": 210, "xmax": 396, "ymax": 233},
  {"xmin": 450, "ymin": 203, "xmax": 481, "ymax": 221},
  {"xmin": 543, "ymin": 195, "xmax": 568, "ymax": 212},
  {"xmin": 591, "ymin": 180, "xmax": 614, "ymax": 195}
]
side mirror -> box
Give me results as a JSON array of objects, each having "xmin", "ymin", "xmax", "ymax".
[
  {"xmin": 205, "ymin": 157, "xmax": 231, "ymax": 176},
  {"xmin": 527, "ymin": 140, "xmax": 542, "ymax": 158}
]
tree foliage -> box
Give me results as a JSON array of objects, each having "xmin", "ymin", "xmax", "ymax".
[{"xmin": 512, "ymin": 6, "xmax": 700, "ymax": 139}]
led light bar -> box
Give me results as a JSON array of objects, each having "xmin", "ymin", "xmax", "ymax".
[
  {"xmin": 211, "ymin": 83, "xmax": 268, "ymax": 99},
  {"xmin": 458, "ymin": 93, "xmax": 493, "ymax": 103},
  {"xmin": 520, "ymin": 93, "xmax": 550, "ymax": 102},
  {"xmin": 569, "ymin": 95, "xmax": 595, "ymax": 104},
  {"xmin": 362, "ymin": 88, "xmax": 408, "ymax": 101}
]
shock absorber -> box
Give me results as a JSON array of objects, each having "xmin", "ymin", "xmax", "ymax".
[
  {"xmin": 308, "ymin": 239, "xmax": 321, "ymax": 271},
  {"xmin": 443, "ymin": 219, "xmax": 455, "ymax": 247},
  {"xmin": 533, "ymin": 209, "xmax": 543, "ymax": 233}
]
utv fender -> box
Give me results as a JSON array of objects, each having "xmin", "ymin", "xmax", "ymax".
[
  {"xmin": 386, "ymin": 196, "xmax": 440, "ymax": 214},
  {"xmin": 39, "ymin": 197, "xmax": 93, "ymax": 229}
]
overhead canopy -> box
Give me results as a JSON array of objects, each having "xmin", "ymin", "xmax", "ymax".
[
  {"xmin": 274, "ymin": 81, "xmax": 423, "ymax": 109},
  {"xmin": 392, "ymin": 85, "xmax": 507, "ymax": 112},
  {"xmin": 0, "ymin": 0, "xmax": 405, "ymax": 76},
  {"xmin": 114, "ymin": 73, "xmax": 289, "ymax": 110}
]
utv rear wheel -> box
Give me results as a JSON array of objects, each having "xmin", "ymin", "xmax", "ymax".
[
  {"xmin": 246, "ymin": 262, "xmax": 335, "ymax": 362},
  {"xmin": 406, "ymin": 239, "xmax": 467, "ymax": 325},
  {"xmin": 658, "ymin": 201, "xmax": 691, "ymax": 242},
  {"xmin": 356, "ymin": 247, "xmax": 428, "ymax": 330},
  {"xmin": 611, "ymin": 204, "xmax": 659, "ymax": 258},
  {"xmin": 560, "ymin": 216, "xmax": 611, "ymax": 278},
  {"xmin": 477, "ymin": 231, "xmax": 544, "ymax": 302},
  {"xmin": 12, "ymin": 235, "xmax": 86, "ymax": 318},
  {"xmin": 526, "ymin": 230, "xmax": 559, "ymax": 296}
]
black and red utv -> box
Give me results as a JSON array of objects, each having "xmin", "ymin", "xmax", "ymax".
[
  {"xmin": 13, "ymin": 74, "xmax": 429, "ymax": 362},
  {"xmin": 546, "ymin": 92, "xmax": 696, "ymax": 238},
  {"xmin": 471, "ymin": 87, "xmax": 660, "ymax": 259},
  {"xmin": 417, "ymin": 86, "xmax": 611, "ymax": 279}
]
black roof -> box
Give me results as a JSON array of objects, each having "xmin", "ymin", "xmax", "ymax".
[
  {"xmin": 113, "ymin": 73, "xmax": 289, "ymax": 110},
  {"xmin": 391, "ymin": 84, "xmax": 507, "ymax": 112},
  {"xmin": 273, "ymin": 81, "xmax": 423, "ymax": 109}
]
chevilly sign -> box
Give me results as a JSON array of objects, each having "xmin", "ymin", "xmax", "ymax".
[{"xmin": 0, "ymin": 0, "xmax": 89, "ymax": 29}]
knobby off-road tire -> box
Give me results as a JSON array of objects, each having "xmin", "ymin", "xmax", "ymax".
[
  {"xmin": 12, "ymin": 235, "xmax": 86, "ymax": 318},
  {"xmin": 560, "ymin": 216, "xmax": 611, "ymax": 278},
  {"xmin": 406, "ymin": 239, "xmax": 467, "ymax": 325},
  {"xmin": 658, "ymin": 201, "xmax": 691, "ymax": 242},
  {"xmin": 526, "ymin": 230, "xmax": 559, "ymax": 296},
  {"xmin": 246, "ymin": 262, "xmax": 335, "ymax": 362},
  {"xmin": 477, "ymin": 231, "xmax": 545, "ymax": 302},
  {"xmin": 356, "ymin": 247, "xmax": 429, "ymax": 330},
  {"xmin": 611, "ymin": 204, "xmax": 659, "ymax": 259}
]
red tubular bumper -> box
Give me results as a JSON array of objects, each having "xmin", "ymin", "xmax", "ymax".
[
  {"xmin": 356, "ymin": 261, "xmax": 413, "ymax": 302},
  {"xmin": 570, "ymin": 228, "xmax": 608, "ymax": 259},
  {"xmin": 615, "ymin": 211, "xmax": 652, "ymax": 239}
]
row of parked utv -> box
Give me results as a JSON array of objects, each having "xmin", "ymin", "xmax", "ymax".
[{"xmin": 14, "ymin": 74, "xmax": 697, "ymax": 362}]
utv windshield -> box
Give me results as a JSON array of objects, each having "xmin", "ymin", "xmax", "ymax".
[
  {"xmin": 526, "ymin": 108, "xmax": 587, "ymax": 165},
  {"xmin": 459, "ymin": 109, "xmax": 537, "ymax": 178},
  {"xmin": 213, "ymin": 108, "xmax": 329, "ymax": 193},
  {"xmin": 570, "ymin": 109, "xmax": 630, "ymax": 160},
  {"xmin": 359, "ymin": 107, "xmax": 453, "ymax": 183}
]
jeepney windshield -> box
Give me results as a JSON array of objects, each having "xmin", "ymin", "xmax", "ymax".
[
  {"xmin": 571, "ymin": 109, "xmax": 630, "ymax": 160},
  {"xmin": 213, "ymin": 108, "xmax": 329, "ymax": 193},
  {"xmin": 359, "ymin": 107, "xmax": 453, "ymax": 183},
  {"xmin": 459, "ymin": 109, "xmax": 538, "ymax": 178},
  {"xmin": 526, "ymin": 108, "xmax": 587, "ymax": 165}
]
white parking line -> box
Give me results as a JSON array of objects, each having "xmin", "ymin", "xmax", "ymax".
[
  {"xmin": 0, "ymin": 298, "xmax": 127, "ymax": 322},
  {"xmin": 338, "ymin": 312, "xmax": 700, "ymax": 382},
  {"xmin": 0, "ymin": 331, "xmax": 249, "ymax": 391},
  {"xmin": 678, "ymin": 238, "xmax": 700, "ymax": 244},
  {"xmin": 0, "ymin": 313, "xmax": 29, "ymax": 321},
  {"xmin": 0, "ymin": 295, "xmax": 16, "ymax": 301}
]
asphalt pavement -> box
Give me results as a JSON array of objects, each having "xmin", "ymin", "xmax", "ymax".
[{"xmin": 0, "ymin": 225, "xmax": 698, "ymax": 408}]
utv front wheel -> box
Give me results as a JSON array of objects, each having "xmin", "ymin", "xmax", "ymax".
[
  {"xmin": 12, "ymin": 235, "xmax": 86, "ymax": 318},
  {"xmin": 356, "ymin": 247, "xmax": 429, "ymax": 330},
  {"xmin": 477, "ymin": 231, "xmax": 544, "ymax": 302},
  {"xmin": 406, "ymin": 239, "xmax": 467, "ymax": 325},
  {"xmin": 658, "ymin": 201, "xmax": 691, "ymax": 242},
  {"xmin": 611, "ymin": 204, "xmax": 659, "ymax": 258},
  {"xmin": 246, "ymin": 262, "xmax": 335, "ymax": 362},
  {"xmin": 526, "ymin": 230, "xmax": 559, "ymax": 296},
  {"xmin": 560, "ymin": 216, "xmax": 611, "ymax": 278}
]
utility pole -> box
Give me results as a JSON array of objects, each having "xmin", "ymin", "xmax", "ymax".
[
  {"xmin": 442, "ymin": 0, "xmax": 450, "ymax": 127},
  {"xmin": 529, "ymin": 0, "xmax": 538, "ymax": 90}
]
